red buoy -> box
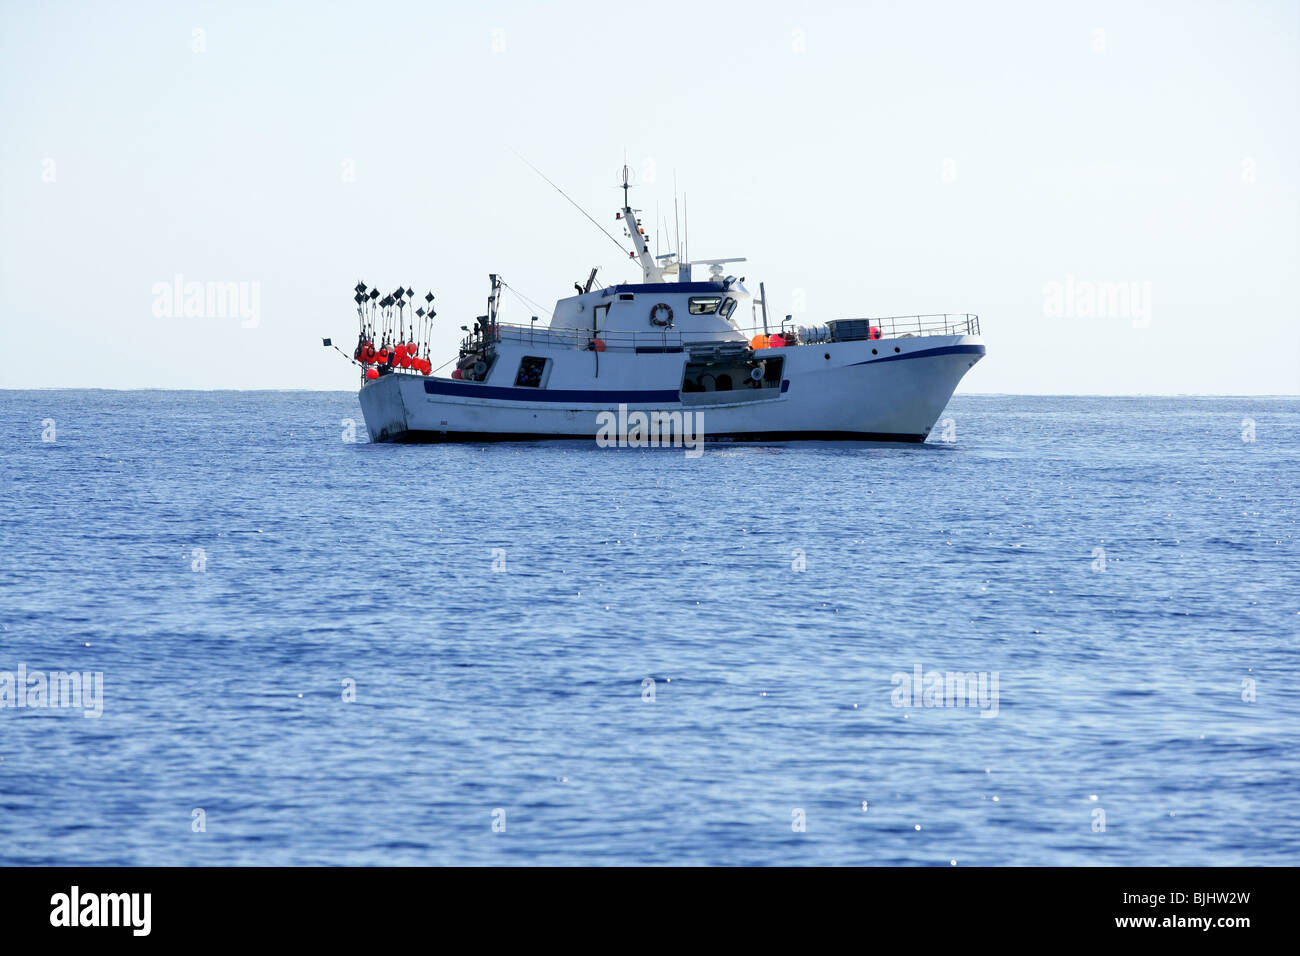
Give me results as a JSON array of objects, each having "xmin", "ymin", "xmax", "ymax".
[
  {"xmin": 769, "ymin": 334, "xmax": 786, "ymax": 348},
  {"xmin": 451, "ymin": 368, "xmax": 462, "ymax": 379},
  {"xmin": 406, "ymin": 342, "xmax": 418, "ymax": 357},
  {"xmin": 869, "ymin": 326, "xmax": 881, "ymax": 340},
  {"xmin": 365, "ymin": 368, "xmax": 379, "ymax": 380},
  {"xmin": 591, "ymin": 338, "xmax": 606, "ymax": 352}
]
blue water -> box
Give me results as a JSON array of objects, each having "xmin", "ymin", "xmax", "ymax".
[{"xmin": 1, "ymin": 391, "xmax": 1297, "ymax": 865}]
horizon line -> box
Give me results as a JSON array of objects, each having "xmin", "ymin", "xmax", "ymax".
[{"xmin": 1, "ymin": 388, "xmax": 1298, "ymax": 399}]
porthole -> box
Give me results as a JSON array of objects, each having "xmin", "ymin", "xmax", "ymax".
[
  {"xmin": 824, "ymin": 353, "xmax": 831, "ymax": 360},
  {"xmin": 872, "ymin": 348, "xmax": 878, "ymax": 355},
  {"xmin": 894, "ymin": 346, "xmax": 900, "ymax": 353}
]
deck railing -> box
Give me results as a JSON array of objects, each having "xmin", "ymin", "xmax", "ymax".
[
  {"xmin": 490, "ymin": 312, "xmax": 980, "ymax": 351},
  {"xmin": 820, "ymin": 313, "xmax": 981, "ymax": 339},
  {"xmin": 494, "ymin": 324, "xmax": 687, "ymax": 350}
]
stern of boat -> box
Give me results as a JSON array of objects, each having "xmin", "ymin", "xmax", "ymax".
[{"xmin": 357, "ymin": 373, "xmax": 410, "ymax": 442}]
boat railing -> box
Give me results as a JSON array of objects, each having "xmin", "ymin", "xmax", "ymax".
[
  {"xmin": 492, "ymin": 312, "xmax": 979, "ymax": 350},
  {"xmin": 863, "ymin": 313, "xmax": 980, "ymax": 338},
  {"xmin": 494, "ymin": 323, "xmax": 687, "ymax": 350},
  {"xmin": 736, "ymin": 313, "xmax": 980, "ymax": 342},
  {"xmin": 778, "ymin": 313, "xmax": 981, "ymax": 341}
]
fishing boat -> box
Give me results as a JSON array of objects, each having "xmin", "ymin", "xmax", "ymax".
[{"xmin": 339, "ymin": 168, "xmax": 985, "ymax": 444}]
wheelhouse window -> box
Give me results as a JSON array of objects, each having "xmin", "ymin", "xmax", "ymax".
[
  {"xmin": 719, "ymin": 297, "xmax": 738, "ymax": 321},
  {"xmin": 688, "ymin": 296, "xmax": 722, "ymax": 315}
]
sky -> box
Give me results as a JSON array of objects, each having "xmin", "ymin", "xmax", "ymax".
[{"xmin": 1, "ymin": 0, "xmax": 1297, "ymax": 393}]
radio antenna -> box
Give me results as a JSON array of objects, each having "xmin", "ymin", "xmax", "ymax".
[
  {"xmin": 512, "ymin": 151, "xmax": 632, "ymax": 260},
  {"xmin": 674, "ymin": 172, "xmax": 681, "ymax": 257},
  {"xmin": 683, "ymin": 192, "xmax": 689, "ymax": 265}
]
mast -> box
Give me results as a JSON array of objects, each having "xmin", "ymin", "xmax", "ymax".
[
  {"xmin": 619, "ymin": 165, "xmax": 663, "ymax": 283},
  {"xmin": 487, "ymin": 274, "xmax": 502, "ymax": 340}
]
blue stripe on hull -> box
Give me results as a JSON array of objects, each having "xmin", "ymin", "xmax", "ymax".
[
  {"xmin": 411, "ymin": 342, "xmax": 984, "ymax": 406},
  {"xmin": 850, "ymin": 343, "xmax": 986, "ymax": 366},
  {"xmin": 423, "ymin": 379, "xmax": 680, "ymax": 404}
]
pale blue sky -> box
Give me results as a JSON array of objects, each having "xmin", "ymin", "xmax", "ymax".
[{"xmin": 1, "ymin": 0, "xmax": 1296, "ymax": 392}]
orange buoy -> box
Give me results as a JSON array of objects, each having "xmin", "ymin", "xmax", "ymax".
[
  {"xmin": 591, "ymin": 338, "xmax": 606, "ymax": 352},
  {"xmin": 750, "ymin": 334, "xmax": 769, "ymax": 350},
  {"xmin": 365, "ymin": 368, "xmax": 379, "ymax": 380},
  {"xmin": 769, "ymin": 334, "xmax": 786, "ymax": 348}
]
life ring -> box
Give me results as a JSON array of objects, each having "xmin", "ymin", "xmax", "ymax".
[{"xmin": 649, "ymin": 303, "xmax": 673, "ymax": 327}]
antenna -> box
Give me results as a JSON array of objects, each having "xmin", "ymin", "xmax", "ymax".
[
  {"xmin": 683, "ymin": 193, "xmax": 688, "ymax": 266},
  {"xmin": 512, "ymin": 151, "xmax": 632, "ymax": 259},
  {"xmin": 673, "ymin": 173, "xmax": 681, "ymax": 258}
]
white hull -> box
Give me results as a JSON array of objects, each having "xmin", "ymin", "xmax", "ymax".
[{"xmin": 358, "ymin": 333, "xmax": 984, "ymax": 443}]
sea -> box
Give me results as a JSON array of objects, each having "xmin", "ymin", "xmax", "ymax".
[{"xmin": 1, "ymin": 392, "xmax": 1296, "ymax": 865}]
